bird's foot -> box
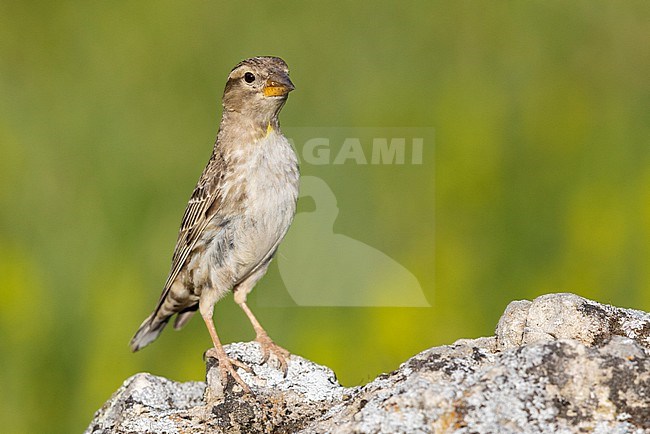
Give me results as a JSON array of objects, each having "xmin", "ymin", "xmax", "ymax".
[
  {"xmin": 205, "ymin": 347, "xmax": 252, "ymax": 393},
  {"xmin": 255, "ymin": 333, "xmax": 291, "ymax": 376}
]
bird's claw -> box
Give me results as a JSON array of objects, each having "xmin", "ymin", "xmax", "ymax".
[
  {"xmin": 205, "ymin": 347, "xmax": 252, "ymax": 393},
  {"xmin": 256, "ymin": 334, "xmax": 290, "ymax": 376}
]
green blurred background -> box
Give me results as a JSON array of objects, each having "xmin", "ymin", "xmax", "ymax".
[{"xmin": 1, "ymin": 1, "xmax": 649, "ymax": 432}]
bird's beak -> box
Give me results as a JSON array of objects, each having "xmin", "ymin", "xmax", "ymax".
[{"xmin": 263, "ymin": 73, "xmax": 295, "ymax": 97}]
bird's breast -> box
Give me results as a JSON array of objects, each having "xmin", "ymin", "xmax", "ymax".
[
  {"xmin": 226, "ymin": 131, "xmax": 299, "ymax": 258},
  {"xmin": 246, "ymin": 133, "xmax": 298, "ymax": 220}
]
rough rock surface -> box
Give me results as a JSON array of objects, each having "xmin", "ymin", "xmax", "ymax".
[{"xmin": 86, "ymin": 293, "xmax": 650, "ymax": 433}]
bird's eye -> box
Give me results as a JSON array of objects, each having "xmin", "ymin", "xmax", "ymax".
[{"xmin": 244, "ymin": 72, "xmax": 255, "ymax": 83}]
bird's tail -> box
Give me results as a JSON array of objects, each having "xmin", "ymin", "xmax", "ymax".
[{"xmin": 129, "ymin": 313, "xmax": 170, "ymax": 352}]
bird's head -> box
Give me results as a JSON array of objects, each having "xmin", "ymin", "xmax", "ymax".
[{"xmin": 222, "ymin": 56, "xmax": 295, "ymax": 124}]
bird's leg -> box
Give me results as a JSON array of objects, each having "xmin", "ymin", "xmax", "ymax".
[
  {"xmin": 200, "ymin": 307, "xmax": 252, "ymax": 393},
  {"xmin": 238, "ymin": 301, "xmax": 290, "ymax": 375},
  {"xmin": 233, "ymin": 264, "xmax": 291, "ymax": 374}
]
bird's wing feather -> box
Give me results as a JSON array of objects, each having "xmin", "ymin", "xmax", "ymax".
[{"xmin": 153, "ymin": 154, "xmax": 224, "ymax": 312}]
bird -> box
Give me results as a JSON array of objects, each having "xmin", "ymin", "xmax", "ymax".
[{"xmin": 130, "ymin": 56, "xmax": 299, "ymax": 393}]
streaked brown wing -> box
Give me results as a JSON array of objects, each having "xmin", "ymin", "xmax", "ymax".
[{"xmin": 152, "ymin": 155, "xmax": 224, "ymax": 312}]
